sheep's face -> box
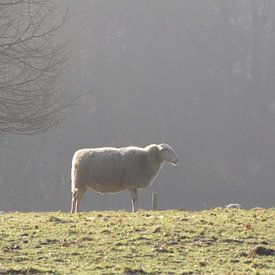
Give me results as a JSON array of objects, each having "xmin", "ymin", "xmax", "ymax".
[{"xmin": 158, "ymin": 143, "xmax": 179, "ymax": 165}]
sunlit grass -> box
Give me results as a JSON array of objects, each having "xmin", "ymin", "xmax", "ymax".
[{"xmin": 0, "ymin": 208, "xmax": 274, "ymax": 274}]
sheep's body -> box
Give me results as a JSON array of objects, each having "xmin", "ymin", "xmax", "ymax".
[
  {"xmin": 72, "ymin": 146, "xmax": 161, "ymax": 193},
  {"xmin": 71, "ymin": 143, "xmax": 178, "ymax": 213}
]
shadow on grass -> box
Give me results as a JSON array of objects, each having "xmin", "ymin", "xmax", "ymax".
[{"xmin": 0, "ymin": 268, "xmax": 56, "ymax": 274}]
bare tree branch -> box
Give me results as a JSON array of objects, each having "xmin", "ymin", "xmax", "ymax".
[{"xmin": 0, "ymin": 0, "xmax": 78, "ymax": 136}]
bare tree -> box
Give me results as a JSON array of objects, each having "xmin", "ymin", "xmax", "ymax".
[{"xmin": 0, "ymin": 0, "xmax": 74, "ymax": 136}]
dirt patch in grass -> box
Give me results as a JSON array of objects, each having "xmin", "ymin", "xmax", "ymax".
[{"xmin": 252, "ymin": 246, "xmax": 275, "ymax": 256}]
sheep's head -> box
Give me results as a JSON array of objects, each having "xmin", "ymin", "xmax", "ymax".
[{"xmin": 158, "ymin": 143, "xmax": 179, "ymax": 165}]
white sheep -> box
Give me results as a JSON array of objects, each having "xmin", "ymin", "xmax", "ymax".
[
  {"xmin": 71, "ymin": 143, "xmax": 179, "ymax": 213},
  {"xmin": 225, "ymin": 203, "xmax": 242, "ymax": 209}
]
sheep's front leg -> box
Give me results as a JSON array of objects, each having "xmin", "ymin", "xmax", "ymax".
[{"xmin": 129, "ymin": 189, "xmax": 138, "ymax": 212}]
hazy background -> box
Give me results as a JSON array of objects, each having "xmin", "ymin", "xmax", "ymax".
[{"xmin": 0, "ymin": 0, "xmax": 275, "ymax": 212}]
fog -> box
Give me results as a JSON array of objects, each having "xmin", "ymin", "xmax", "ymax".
[{"xmin": 0, "ymin": 0, "xmax": 274, "ymax": 212}]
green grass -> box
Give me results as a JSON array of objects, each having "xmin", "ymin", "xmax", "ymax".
[{"xmin": 0, "ymin": 208, "xmax": 274, "ymax": 274}]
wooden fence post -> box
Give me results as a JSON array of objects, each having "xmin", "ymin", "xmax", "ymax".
[{"xmin": 152, "ymin": 193, "xmax": 159, "ymax": 210}]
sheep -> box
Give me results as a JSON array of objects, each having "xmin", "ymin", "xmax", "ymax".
[
  {"xmin": 225, "ymin": 203, "xmax": 242, "ymax": 209},
  {"xmin": 71, "ymin": 143, "xmax": 179, "ymax": 213}
]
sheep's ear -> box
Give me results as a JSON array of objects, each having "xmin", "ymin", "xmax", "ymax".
[{"xmin": 157, "ymin": 144, "xmax": 166, "ymax": 151}]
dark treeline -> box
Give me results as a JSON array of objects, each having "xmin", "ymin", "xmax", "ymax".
[{"xmin": 0, "ymin": 0, "xmax": 275, "ymax": 211}]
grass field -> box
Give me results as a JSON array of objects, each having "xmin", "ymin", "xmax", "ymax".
[{"xmin": 0, "ymin": 208, "xmax": 274, "ymax": 274}]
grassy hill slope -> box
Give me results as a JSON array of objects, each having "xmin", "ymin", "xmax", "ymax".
[{"xmin": 0, "ymin": 208, "xmax": 274, "ymax": 274}]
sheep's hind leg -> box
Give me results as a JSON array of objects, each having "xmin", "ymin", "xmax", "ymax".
[
  {"xmin": 71, "ymin": 190, "xmax": 78, "ymax": 213},
  {"xmin": 129, "ymin": 189, "xmax": 138, "ymax": 212},
  {"xmin": 71, "ymin": 188, "xmax": 86, "ymax": 213}
]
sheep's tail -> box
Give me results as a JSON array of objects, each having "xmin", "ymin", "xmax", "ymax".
[{"xmin": 71, "ymin": 183, "xmax": 78, "ymax": 193}]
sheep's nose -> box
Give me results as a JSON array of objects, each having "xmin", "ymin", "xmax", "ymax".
[{"xmin": 173, "ymin": 159, "xmax": 179, "ymax": 165}]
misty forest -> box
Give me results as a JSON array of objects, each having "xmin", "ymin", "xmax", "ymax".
[{"xmin": 0, "ymin": 0, "xmax": 275, "ymax": 212}]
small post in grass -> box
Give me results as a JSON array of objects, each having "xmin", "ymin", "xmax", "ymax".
[{"xmin": 152, "ymin": 192, "xmax": 159, "ymax": 210}]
